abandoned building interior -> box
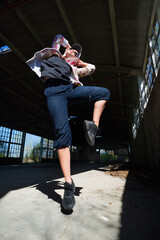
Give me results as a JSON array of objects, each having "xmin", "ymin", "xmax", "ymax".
[{"xmin": 0, "ymin": 0, "xmax": 160, "ymax": 169}]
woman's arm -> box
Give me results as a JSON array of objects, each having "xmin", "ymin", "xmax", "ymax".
[
  {"xmin": 76, "ymin": 59, "xmax": 96, "ymax": 78},
  {"xmin": 51, "ymin": 34, "xmax": 71, "ymax": 51}
]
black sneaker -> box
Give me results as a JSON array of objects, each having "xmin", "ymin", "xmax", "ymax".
[
  {"xmin": 84, "ymin": 120, "xmax": 99, "ymax": 147},
  {"xmin": 62, "ymin": 180, "xmax": 75, "ymax": 210}
]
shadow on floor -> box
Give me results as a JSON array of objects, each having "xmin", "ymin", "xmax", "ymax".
[
  {"xmin": 0, "ymin": 162, "xmax": 107, "ymax": 205},
  {"xmin": 112, "ymin": 164, "xmax": 160, "ymax": 240},
  {"xmin": 35, "ymin": 180, "xmax": 83, "ymax": 205}
]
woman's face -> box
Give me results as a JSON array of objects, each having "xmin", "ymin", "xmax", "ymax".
[{"xmin": 65, "ymin": 48, "xmax": 79, "ymax": 58}]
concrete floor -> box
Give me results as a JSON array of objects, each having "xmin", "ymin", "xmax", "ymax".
[{"xmin": 0, "ymin": 163, "xmax": 160, "ymax": 240}]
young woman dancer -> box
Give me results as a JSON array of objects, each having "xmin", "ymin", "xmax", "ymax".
[{"xmin": 26, "ymin": 34, "xmax": 110, "ymax": 210}]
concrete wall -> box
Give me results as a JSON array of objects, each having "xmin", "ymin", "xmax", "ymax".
[
  {"xmin": 0, "ymin": 157, "xmax": 21, "ymax": 165},
  {"xmin": 131, "ymin": 76, "xmax": 160, "ymax": 169}
]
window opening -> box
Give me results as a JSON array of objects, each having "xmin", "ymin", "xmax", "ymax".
[
  {"xmin": 132, "ymin": 13, "xmax": 160, "ymax": 138},
  {"xmin": 0, "ymin": 126, "xmax": 23, "ymax": 158},
  {"xmin": 0, "ymin": 45, "xmax": 12, "ymax": 54}
]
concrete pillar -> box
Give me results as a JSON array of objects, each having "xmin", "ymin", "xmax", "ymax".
[
  {"xmin": 79, "ymin": 146, "xmax": 98, "ymax": 162},
  {"xmin": 76, "ymin": 147, "xmax": 79, "ymax": 162},
  {"xmin": 20, "ymin": 131, "xmax": 26, "ymax": 164},
  {"xmin": 142, "ymin": 120, "xmax": 150, "ymax": 168},
  {"xmin": 6, "ymin": 129, "xmax": 12, "ymax": 158},
  {"xmin": 114, "ymin": 148, "xmax": 118, "ymax": 161},
  {"xmin": 39, "ymin": 137, "xmax": 43, "ymax": 163}
]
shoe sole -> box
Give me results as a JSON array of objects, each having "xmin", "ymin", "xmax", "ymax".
[
  {"xmin": 83, "ymin": 120, "xmax": 95, "ymax": 147},
  {"xmin": 83, "ymin": 120, "xmax": 90, "ymax": 131}
]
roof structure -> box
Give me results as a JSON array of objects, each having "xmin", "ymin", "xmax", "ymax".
[{"xmin": 0, "ymin": 0, "xmax": 157, "ymax": 147}]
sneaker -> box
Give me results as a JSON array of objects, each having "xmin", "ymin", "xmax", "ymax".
[
  {"xmin": 83, "ymin": 120, "xmax": 99, "ymax": 147},
  {"xmin": 62, "ymin": 180, "xmax": 75, "ymax": 210}
]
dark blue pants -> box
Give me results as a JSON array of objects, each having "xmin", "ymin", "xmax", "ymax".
[{"xmin": 44, "ymin": 83, "xmax": 110, "ymax": 149}]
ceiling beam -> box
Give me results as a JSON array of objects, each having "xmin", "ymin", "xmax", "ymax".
[
  {"xmin": 0, "ymin": 63, "xmax": 42, "ymax": 99},
  {"xmin": 96, "ymin": 64, "xmax": 142, "ymax": 75},
  {"xmin": 0, "ymin": 103, "xmax": 51, "ymax": 132},
  {"xmin": 108, "ymin": 0, "xmax": 120, "ymax": 67},
  {"xmin": 0, "ymin": 102, "xmax": 35, "ymax": 123},
  {"xmin": 55, "ymin": 0, "xmax": 78, "ymax": 43},
  {"xmin": 0, "ymin": 65, "xmax": 141, "ymax": 82},
  {"xmin": 0, "ymin": 32, "xmax": 26, "ymax": 62},
  {"xmin": 142, "ymin": 0, "xmax": 159, "ymax": 73},
  {"xmin": 0, "ymin": 32, "xmax": 44, "ymax": 99},
  {"xmin": 0, "ymin": 0, "xmax": 33, "ymax": 15},
  {"xmin": 55, "ymin": 0, "xmax": 95, "ymax": 85},
  {"xmin": 6, "ymin": 0, "xmax": 45, "ymax": 48},
  {"xmin": 0, "ymin": 71, "xmax": 31, "ymax": 84},
  {"xmin": 108, "ymin": 0, "xmax": 123, "ymax": 118},
  {"xmin": 0, "ymin": 83, "xmax": 48, "ymax": 116},
  {"xmin": 0, "ymin": 72, "xmax": 135, "ymax": 108}
]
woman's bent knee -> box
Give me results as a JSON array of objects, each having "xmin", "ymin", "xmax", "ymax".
[
  {"xmin": 105, "ymin": 88, "xmax": 110, "ymax": 100},
  {"xmin": 98, "ymin": 88, "xmax": 110, "ymax": 101}
]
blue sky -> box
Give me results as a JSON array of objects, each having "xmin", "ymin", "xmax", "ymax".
[{"xmin": 23, "ymin": 133, "xmax": 41, "ymax": 158}]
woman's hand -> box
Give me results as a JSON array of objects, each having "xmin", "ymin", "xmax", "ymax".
[
  {"xmin": 76, "ymin": 59, "xmax": 88, "ymax": 67},
  {"xmin": 66, "ymin": 43, "xmax": 71, "ymax": 49}
]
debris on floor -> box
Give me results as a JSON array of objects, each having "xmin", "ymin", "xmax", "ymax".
[{"xmin": 104, "ymin": 163, "xmax": 160, "ymax": 188}]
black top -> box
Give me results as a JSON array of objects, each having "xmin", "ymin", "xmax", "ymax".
[{"xmin": 41, "ymin": 55, "xmax": 72, "ymax": 88}]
